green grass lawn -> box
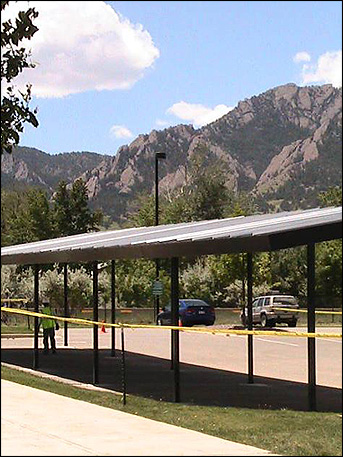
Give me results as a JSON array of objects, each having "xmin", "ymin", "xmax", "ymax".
[
  {"xmin": 1, "ymin": 365, "xmax": 341, "ymax": 456},
  {"xmin": 1, "ymin": 324, "xmax": 33, "ymax": 334},
  {"xmin": 81, "ymin": 307, "xmax": 343, "ymax": 327}
]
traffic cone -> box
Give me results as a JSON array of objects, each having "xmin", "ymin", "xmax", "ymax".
[{"xmin": 101, "ymin": 320, "xmax": 106, "ymax": 333}]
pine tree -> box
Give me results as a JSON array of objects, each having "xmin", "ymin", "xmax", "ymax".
[
  {"xmin": 53, "ymin": 179, "xmax": 102, "ymax": 236},
  {"xmin": 53, "ymin": 181, "xmax": 73, "ymax": 236}
]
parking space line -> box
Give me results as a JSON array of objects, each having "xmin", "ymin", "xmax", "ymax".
[
  {"xmin": 255, "ymin": 337, "xmax": 298, "ymax": 347},
  {"xmin": 232, "ymin": 334, "xmax": 299, "ymax": 346},
  {"xmin": 318, "ymin": 338, "xmax": 342, "ymax": 344}
]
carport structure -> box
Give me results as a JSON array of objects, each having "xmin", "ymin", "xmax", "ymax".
[{"xmin": 1, "ymin": 205, "xmax": 342, "ymax": 411}]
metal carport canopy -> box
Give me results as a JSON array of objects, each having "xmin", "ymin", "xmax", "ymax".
[{"xmin": 1, "ymin": 206, "xmax": 342, "ymax": 265}]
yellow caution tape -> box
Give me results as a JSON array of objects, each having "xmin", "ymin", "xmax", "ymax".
[
  {"xmin": 2, "ymin": 307, "xmax": 341, "ymax": 339},
  {"xmin": 2, "ymin": 301, "xmax": 340, "ymax": 314},
  {"xmin": 273, "ymin": 307, "xmax": 342, "ymax": 315}
]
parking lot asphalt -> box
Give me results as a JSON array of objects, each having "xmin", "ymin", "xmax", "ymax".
[
  {"xmin": 1, "ymin": 327, "xmax": 342, "ymax": 412},
  {"xmin": 1, "ymin": 326, "xmax": 341, "ymax": 456}
]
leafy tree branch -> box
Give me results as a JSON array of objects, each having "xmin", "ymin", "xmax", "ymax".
[{"xmin": 1, "ymin": 0, "xmax": 39, "ymax": 154}]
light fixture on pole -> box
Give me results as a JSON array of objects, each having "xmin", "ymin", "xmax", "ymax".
[
  {"xmin": 155, "ymin": 151, "xmax": 166, "ymax": 226},
  {"xmin": 154, "ymin": 151, "xmax": 166, "ymax": 321}
]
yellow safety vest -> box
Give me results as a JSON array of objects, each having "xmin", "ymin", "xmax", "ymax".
[{"xmin": 41, "ymin": 306, "xmax": 55, "ymax": 329}]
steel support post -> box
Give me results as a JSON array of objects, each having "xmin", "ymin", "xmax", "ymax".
[
  {"xmin": 171, "ymin": 257, "xmax": 180, "ymax": 402},
  {"xmin": 247, "ymin": 252, "xmax": 254, "ymax": 384},
  {"xmin": 307, "ymin": 243, "xmax": 317, "ymax": 411},
  {"xmin": 154, "ymin": 152, "xmax": 166, "ymax": 321},
  {"xmin": 121, "ymin": 327, "xmax": 127, "ymax": 405},
  {"xmin": 63, "ymin": 263, "xmax": 68, "ymax": 346},
  {"xmin": 111, "ymin": 260, "xmax": 116, "ymax": 357},
  {"xmin": 154, "ymin": 153, "xmax": 160, "ymax": 323},
  {"xmin": 93, "ymin": 261, "xmax": 99, "ymax": 384},
  {"xmin": 155, "ymin": 258, "xmax": 160, "ymax": 322},
  {"xmin": 33, "ymin": 264, "xmax": 39, "ymax": 369}
]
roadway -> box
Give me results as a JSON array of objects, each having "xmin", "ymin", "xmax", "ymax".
[
  {"xmin": 1, "ymin": 325, "xmax": 341, "ymax": 411},
  {"xmin": 2, "ymin": 325, "xmax": 341, "ymax": 388},
  {"xmin": 59, "ymin": 325, "xmax": 342, "ymax": 388}
]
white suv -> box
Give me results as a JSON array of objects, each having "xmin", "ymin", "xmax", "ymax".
[{"xmin": 240, "ymin": 294, "xmax": 299, "ymax": 328}]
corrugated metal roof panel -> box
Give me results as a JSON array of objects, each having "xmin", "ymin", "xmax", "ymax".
[{"xmin": 1, "ymin": 206, "xmax": 341, "ymax": 265}]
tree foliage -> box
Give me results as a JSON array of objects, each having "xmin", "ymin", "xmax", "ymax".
[
  {"xmin": 184, "ymin": 144, "xmax": 229, "ymax": 221},
  {"xmin": 127, "ymin": 172, "xmax": 342, "ymax": 307},
  {"xmin": 53, "ymin": 179, "xmax": 103, "ymax": 236},
  {"xmin": 1, "ymin": 167, "xmax": 341, "ymax": 308},
  {"xmin": 53, "ymin": 181, "xmax": 73, "ymax": 236},
  {"xmin": 316, "ymin": 186, "xmax": 342, "ymax": 301},
  {"xmin": 1, "ymin": 179, "xmax": 103, "ymax": 246},
  {"xmin": 1, "ymin": 0, "xmax": 39, "ymax": 154},
  {"xmin": 318, "ymin": 185, "xmax": 342, "ymax": 207},
  {"xmin": 1, "ymin": 187, "xmax": 54, "ymax": 245},
  {"xmin": 130, "ymin": 143, "xmax": 256, "ymax": 228}
]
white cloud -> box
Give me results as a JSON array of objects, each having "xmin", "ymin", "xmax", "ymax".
[
  {"xmin": 109, "ymin": 125, "xmax": 134, "ymax": 139},
  {"xmin": 298, "ymin": 50, "xmax": 342, "ymax": 88},
  {"xmin": 293, "ymin": 51, "xmax": 311, "ymax": 63},
  {"xmin": 1, "ymin": 1, "xmax": 160, "ymax": 98},
  {"xmin": 155, "ymin": 119, "xmax": 171, "ymax": 127},
  {"xmin": 166, "ymin": 101, "xmax": 234, "ymax": 127}
]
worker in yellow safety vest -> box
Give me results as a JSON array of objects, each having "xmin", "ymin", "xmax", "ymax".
[{"xmin": 40, "ymin": 300, "xmax": 59, "ymax": 354}]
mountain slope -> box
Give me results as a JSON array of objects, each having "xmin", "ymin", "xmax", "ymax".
[
  {"xmin": 1, "ymin": 83, "xmax": 341, "ymax": 221},
  {"xmin": 1, "ymin": 147, "xmax": 106, "ymax": 192}
]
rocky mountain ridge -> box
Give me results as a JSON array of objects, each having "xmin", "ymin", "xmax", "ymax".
[{"xmin": 1, "ymin": 83, "xmax": 341, "ymax": 221}]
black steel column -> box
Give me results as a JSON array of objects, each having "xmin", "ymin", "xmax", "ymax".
[
  {"xmin": 33, "ymin": 264, "xmax": 39, "ymax": 369},
  {"xmin": 241, "ymin": 254, "xmax": 246, "ymax": 321},
  {"xmin": 155, "ymin": 259, "xmax": 160, "ymax": 322},
  {"xmin": 154, "ymin": 154, "xmax": 160, "ymax": 322},
  {"xmin": 121, "ymin": 327, "xmax": 127, "ymax": 405},
  {"xmin": 154, "ymin": 152, "xmax": 166, "ymax": 322},
  {"xmin": 171, "ymin": 257, "xmax": 180, "ymax": 402},
  {"xmin": 111, "ymin": 260, "xmax": 116, "ymax": 357},
  {"xmin": 247, "ymin": 252, "xmax": 254, "ymax": 384},
  {"xmin": 155, "ymin": 154, "xmax": 159, "ymax": 227},
  {"xmin": 93, "ymin": 261, "xmax": 99, "ymax": 384},
  {"xmin": 242, "ymin": 253, "xmax": 246, "ymax": 303},
  {"xmin": 63, "ymin": 263, "xmax": 68, "ymax": 346},
  {"xmin": 154, "ymin": 154, "xmax": 160, "ymax": 323},
  {"xmin": 307, "ymin": 243, "xmax": 317, "ymax": 411}
]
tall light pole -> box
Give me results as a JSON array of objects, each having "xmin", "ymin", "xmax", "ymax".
[{"xmin": 154, "ymin": 151, "xmax": 166, "ymax": 321}]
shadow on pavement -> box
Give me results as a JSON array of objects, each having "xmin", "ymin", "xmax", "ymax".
[
  {"xmin": 1, "ymin": 348, "xmax": 341, "ymax": 412},
  {"xmin": 231, "ymin": 325, "xmax": 291, "ymax": 332}
]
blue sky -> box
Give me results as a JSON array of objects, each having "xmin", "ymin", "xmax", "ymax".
[{"xmin": 3, "ymin": 1, "xmax": 342, "ymax": 156}]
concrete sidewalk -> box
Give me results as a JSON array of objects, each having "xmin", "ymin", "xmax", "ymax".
[{"xmin": 1, "ymin": 380, "xmax": 277, "ymax": 456}]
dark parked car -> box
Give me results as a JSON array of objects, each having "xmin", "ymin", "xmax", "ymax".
[{"xmin": 156, "ymin": 299, "xmax": 215, "ymax": 327}]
